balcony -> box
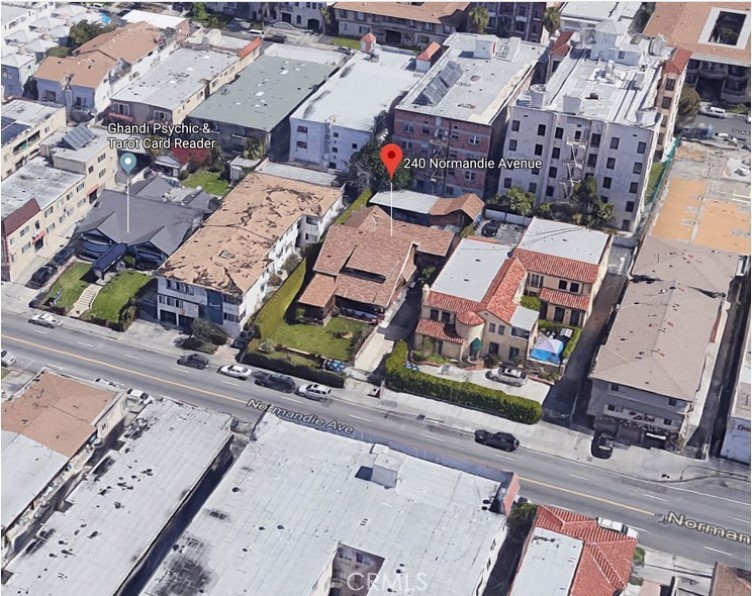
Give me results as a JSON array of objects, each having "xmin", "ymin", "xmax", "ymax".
[{"xmin": 697, "ymin": 64, "xmax": 728, "ymax": 79}]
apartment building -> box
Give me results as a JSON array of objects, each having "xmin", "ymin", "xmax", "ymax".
[
  {"xmin": 655, "ymin": 46, "xmax": 692, "ymax": 160},
  {"xmin": 157, "ymin": 173, "xmax": 343, "ymax": 337},
  {"xmin": 34, "ymin": 22, "xmax": 176, "ymax": 118},
  {"xmin": 416, "ymin": 238, "xmax": 539, "ymax": 363},
  {"xmin": 1, "ymin": 51, "xmax": 37, "ymax": 99},
  {"xmin": 207, "ymin": 2, "xmax": 329, "ymax": 30},
  {"xmin": 289, "ymin": 38, "xmax": 416, "ymax": 172},
  {"xmin": 108, "ymin": 47, "xmax": 247, "ymax": 125},
  {"xmin": 644, "ymin": 2, "xmax": 751, "ymax": 103},
  {"xmin": 0, "ymin": 2, "xmax": 55, "ymax": 38},
  {"xmin": 500, "ymin": 21, "xmax": 673, "ymax": 232},
  {"xmin": 558, "ymin": 1, "xmax": 641, "ymax": 32},
  {"xmin": 513, "ymin": 218, "xmax": 611, "ymax": 328},
  {"xmin": 333, "ymin": 2, "xmax": 469, "ymax": 47},
  {"xmin": 1, "ymin": 99, "xmax": 65, "ymax": 179},
  {"xmin": 142, "ymin": 414, "xmax": 520, "ymax": 596},
  {"xmin": 480, "ymin": 2, "xmax": 553, "ymax": 44},
  {"xmin": 394, "ymin": 33, "xmax": 545, "ymax": 198},
  {"xmin": 120, "ymin": 8, "xmax": 190, "ymax": 39}
]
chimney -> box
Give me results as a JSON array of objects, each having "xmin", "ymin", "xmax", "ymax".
[
  {"xmin": 562, "ymin": 95, "xmax": 583, "ymax": 115},
  {"xmin": 360, "ymin": 32, "xmax": 376, "ymax": 54},
  {"xmin": 529, "ymin": 84, "xmax": 548, "ymax": 108},
  {"xmin": 370, "ymin": 448, "xmax": 402, "ymax": 489}
]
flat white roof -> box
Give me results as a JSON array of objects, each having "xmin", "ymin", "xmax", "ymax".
[
  {"xmin": 560, "ymin": 1, "xmax": 641, "ymax": 24},
  {"xmin": 370, "ymin": 189, "xmax": 439, "ymax": 215},
  {"xmin": 291, "ymin": 49, "xmax": 419, "ymax": 131},
  {"xmin": 2, "ymin": 157, "xmax": 84, "ymax": 218},
  {"xmin": 4, "ymin": 400, "xmax": 234, "ymax": 596},
  {"xmin": 432, "ymin": 237, "xmax": 511, "ymax": 302},
  {"xmin": 111, "ymin": 48, "xmax": 237, "ymax": 111},
  {"xmin": 509, "ymin": 527, "xmax": 583, "ymax": 596},
  {"xmin": 2, "ymin": 99, "xmax": 61, "ymax": 130},
  {"xmin": 142, "ymin": 415, "xmax": 508, "ymax": 596},
  {"xmin": 517, "ymin": 217, "xmax": 609, "ymax": 265},
  {"xmin": 121, "ymin": 9, "xmax": 186, "ymax": 30}
]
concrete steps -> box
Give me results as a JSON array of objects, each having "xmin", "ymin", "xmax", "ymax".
[{"xmin": 70, "ymin": 284, "xmax": 103, "ymax": 318}]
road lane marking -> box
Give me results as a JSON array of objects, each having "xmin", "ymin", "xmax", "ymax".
[
  {"xmin": 32, "ymin": 329, "xmax": 48, "ymax": 334},
  {"xmin": 2, "ymin": 334, "xmax": 248, "ymax": 406},
  {"xmin": 276, "ymin": 395, "xmax": 301, "ymax": 403},
  {"xmin": 569, "ymin": 474, "xmax": 589, "ymax": 480},
  {"xmin": 420, "ymin": 433, "xmax": 434, "ymax": 439},
  {"xmin": 734, "ymin": 517, "xmax": 749, "ymax": 523},
  {"xmin": 705, "ymin": 546, "xmax": 731, "ymax": 555},
  {"xmin": 170, "ymin": 366, "xmax": 190, "ymax": 374},
  {"xmin": 124, "ymin": 354, "xmax": 140, "ymax": 360},
  {"xmin": 666, "ymin": 486, "xmax": 749, "ymax": 506},
  {"xmin": 78, "ymin": 341, "xmax": 94, "ymax": 348},
  {"xmin": 349, "ymin": 415, "xmax": 371, "ymax": 422},
  {"xmin": 643, "ymin": 494, "xmax": 669, "ymax": 502},
  {"xmin": 221, "ymin": 380, "xmax": 239, "ymax": 387},
  {"xmin": 521, "ymin": 477, "xmax": 655, "ymax": 517}
]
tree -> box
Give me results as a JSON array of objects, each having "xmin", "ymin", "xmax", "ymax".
[
  {"xmin": 23, "ymin": 78, "xmax": 38, "ymax": 100},
  {"xmin": 206, "ymin": 15, "xmax": 225, "ymax": 29},
  {"xmin": 243, "ymin": 137, "xmax": 264, "ymax": 160},
  {"xmin": 69, "ymin": 20, "xmax": 114, "ymax": 48},
  {"xmin": 535, "ymin": 201, "xmax": 554, "ymax": 219},
  {"xmin": 571, "ymin": 176, "xmax": 613, "ymax": 229},
  {"xmin": 543, "ymin": 6, "xmax": 560, "ymax": 35},
  {"xmin": 587, "ymin": 201, "xmax": 615, "ymax": 229},
  {"xmin": 191, "ymin": 2, "xmax": 208, "ymax": 21},
  {"xmin": 508, "ymin": 502, "xmax": 537, "ymax": 532},
  {"xmin": 46, "ymin": 46, "xmax": 70, "ymax": 57},
  {"xmin": 320, "ymin": 5, "xmax": 333, "ymax": 34},
  {"xmin": 468, "ymin": 6, "xmax": 490, "ymax": 33},
  {"xmin": 507, "ymin": 187, "xmax": 534, "ymax": 216},
  {"xmin": 676, "ymin": 86, "xmax": 701, "ymax": 129}
]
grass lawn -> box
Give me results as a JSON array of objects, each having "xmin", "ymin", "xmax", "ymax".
[
  {"xmin": 86, "ymin": 271, "xmax": 149, "ymax": 322},
  {"xmin": 1, "ymin": 368, "xmax": 9, "ymax": 379},
  {"xmin": 273, "ymin": 317, "xmax": 367, "ymax": 361},
  {"xmin": 332, "ymin": 36, "xmax": 360, "ymax": 50},
  {"xmin": 46, "ymin": 262, "xmax": 92, "ymax": 310},
  {"xmin": 183, "ymin": 169, "xmax": 230, "ymax": 196},
  {"xmin": 645, "ymin": 162, "xmax": 666, "ymax": 201}
]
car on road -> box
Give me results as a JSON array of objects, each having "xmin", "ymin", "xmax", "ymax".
[
  {"xmin": 746, "ymin": 114, "xmax": 751, "ymax": 124},
  {"xmin": 481, "ymin": 221, "xmax": 499, "ymax": 237},
  {"xmin": 177, "ymin": 353, "xmax": 210, "ymax": 369},
  {"xmin": 296, "ymin": 384, "xmax": 332, "ymax": 401},
  {"xmin": 266, "ymin": 33, "xmax": 287, "ymax": 43},
  {"xmin": 591, "ymin": 432, "xmax": 614, "ymax": 459},
  {"xmin": 486, "ymin": 367, "xmax": 527, "ymax": 387},
  {"xmin": 699, "ymin": 104, "xmax": 728, "ymax": 119},
  {"xmin": 254, "ymin": 372, "xmax": 296, "ymax": 393},
  {"xmin": 474, "ymin": 429, "xmax": 519, "ymax": 452},
  {"xmin": 28, "ymin": 313, "xmax": 62, "ymax": 328},
  {"xmin": 94, "ymin": 378, "xmax": 122, "ymax": 390},
  {"xmin": 219, "ymin": 364, "xmax": 253, "ymax": 380},
  {"xmin": 27, "ymin": 264, "xmax": 58, "ymax": 289},
  {"xmin": 1, "ymin": 349, "xmax": 16, "ymax": 367},
  {"xmin": 52, "ymin": 246, "xmax": 77, "ymax": 266},
  {"xmin": 336, "ymin": 46, "xmax": 352, "ymax": 54}
]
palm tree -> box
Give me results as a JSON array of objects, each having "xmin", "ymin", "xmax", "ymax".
[
  {"xmin": 469, "ymin": 6, "xmax": 490, "ymax": 34},
  {"xmin": 543, "ymin": 6, "xmax": 560, "ymax": 35}
]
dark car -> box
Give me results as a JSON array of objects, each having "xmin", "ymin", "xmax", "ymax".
[
  {"xmin": 266, "ymin": 33, "xmax": 287, "ymax": 43},
  {"xmin": 177, "ymin": 353, "xmax": 210, "ymax": 369},
  {"xmin": 474, "ymin": 429, "xmax": 519, "ymax": 452},
  {"xmin": 27, "ymin": 263, "xmax": 58, "ymax": 289},
  {"xmin": 591, "ymin": 433, "xmax": 614, "ymax": 459},
  {"xmin": 481, "ymin": 221, "xmax": 499, "ymax": 237},
  {"xmin": 254, "ymin": 372, "xmax": 296, "ymax": 393},
  {"xmin": 52, "ymin": 246, "xmax": 76, "ymax": 266}
]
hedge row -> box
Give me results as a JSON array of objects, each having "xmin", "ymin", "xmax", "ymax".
[
  {"xmin": 385, "ymin": 341, "xmax": 542, "ymax": 424},
  {"xmin": 334, "ymin": 188, "xmax": 373, "ymax": 225},
  {"xmin": 241, "ymin": 350, "xmax": 346, "ymax": 388},
  {"xmin": 253, "ymin": 259, "xmax": 307, "ymax": 339}
]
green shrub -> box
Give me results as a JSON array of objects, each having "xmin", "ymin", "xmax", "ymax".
[
  {"xmin": 484, "ymin": 353, "xmax": 499, "ymax": 368},
  {"xmin": 254, "ymin": 259, "xmax": 307, "ymax": 339},
  {"xmin": 123, "ymin": 255, "xmax": 136, "ymax": 268},
  {"xmin": 182, "ymin": 337, "xmax": 217, "ymax": 354},
  {"xmin": 335, "ymin": 188, "xmax": 373, "ymax": 225},
  {"xmin": 117, "ymin": 305, "xmax": 138, "ymax": 332},
  {"xmin": 520, "ymin": 295, "xmax": 541, "ymax": 312},
  {"xmin": 190, "ymin": 318, "xmax": 227, "ymax": 345},
  {"xmin": 385, "ymin": 341, "xmax": 542, "ymax": 424},
  {"xmin": 242, "ymin": 350, "xmax": 345, "ymax": 388}
]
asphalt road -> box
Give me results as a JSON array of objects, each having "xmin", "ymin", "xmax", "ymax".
[
  {"xmin": 2, "ymin": 312, "xmax": 749, "ymax": 568},
  {"xmin": 692, "ymin": 112, "xmax": 751, "ymax": 139}
]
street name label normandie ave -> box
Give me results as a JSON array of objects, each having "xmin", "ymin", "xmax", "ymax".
[{"xmin": 665, "ymin": 511, "xmax": 751, "ymax": 545}]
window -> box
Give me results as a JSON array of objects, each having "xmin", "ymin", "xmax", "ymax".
[
  {"xmin": 537, "ymin": 124, "xmax": 546, "ymax": 136},
  {"xmin": 609, "ymin": 137, "xmax": 620, "ymax": 150},
  {"xmin": 591, "ymin": 133, "xmax": 601, "ymax": 147},
  {"xmin": 296, "ymin": 125, "xmax": 308, "ymax": 133},
  {"xmin": 558, "ymin": 280, "xmax": 567, "ymax": 290},
  {"xmin": 554, "ymin": 127, "xmax": 563, "ymax": 139},
  {"xmin": 422, "ymin": 126, "xmax": 430, "ymax": 135},
  {"xmin": 587, "ymin": 154, "xmax": 597, "ymax": 167},
  {"xmin": 664, "ymin": 418, "xmax": 673, "ymax": 426},
  {"xmin": 489, "ymin": 323, "xmax": 496, "ymax": 333},
  {"xmin": 530, "ymin": 273, "xmax": 542, "ymax": 288},
  {"xmin": 603, "ymin": 177, "xmax": 612, "ymax": 189},
  {"xmin": 450, "ymin": 130, "xmax": 459, "ymax": 139},
  {"xmin": 570, "ymin": 310, "xmax": 581, "ymax": 326},
  {"xmin": 618, "ymin": 51, "xmax": 625, "ymax": 59},
  {"xmin": 570, "ymin": 282, "xmax": 579, "ymax": 293},
  {"xmin": 97, "ymin": 153, "xmax": 106, "ymax": 163},
  {"xmin": 668, "ymin": 398, "xmax": 677, "ymax": 406},
  {"xmin": 610, "ymin": 383, "xmax": 620, "ymax": 392},
  {"xmin": 607, "ymin": 404, "xmax": 616, "ymax": 411},
  {"xmin": 430, "ymin": 309, "xmax": 439, "ymax": 321},
  {"xmin": 356, "ymin": 553, "xmax": 365, "ymax": 564},
  {"xmin": 464, "ymin": 171, "xmax": 476, "ymax": 181},
  {"xmin": 637, "ymin": 141, "xmax": 646, "ymax": 155},
  {"xmin": 528, "ymin": 182, "xmax": 537, "ymax": 194},
  {"xmin": 509, "ymin": 139, "xmax": 517, "ymax": 151},
  {"xmin": 552, "ymin": 147, "xmax": 560, "ymax": 159},
  {"xmin": 531, "ymin": 167, "xmax": 540, "ymax": 175},
  {"xmin": 469, "ymin": 134, "xmax": 480, "ymax": 145},
  {"xmin": 511, "ymin": 327, "xmax": 529, "ymax": 339},
  {"xmin": 534, "ymin": 144, "xmax": 543, "ymax": 156},
  {"xmin": 503, "ymin": 177, "xmax": 512, "ymax": 189},
  {"xmin": 332, "ymin": 147, "xmax": 338, "ymax": 153},
  {"xmin": 403, "ymin": 123, "xmax": 414, "ymax": 134},
  {"xmin": 625, "ymin": 201, "xmax": 635, "ymax": 212},
  {"xmin": 548, "ymin": 166, "xmax": 557, "ymax": 178},
  {"xmin": 622, "ymin": 219, "xmax": 630, "ymax": 231},
  {"xmin": 606, "ymin": 157, "xmax": 615, "ymax": 169},
  {"xmin": 629, "ymin": 182, "xmax": 639, "ymax": 194},
  {"xmin": 497, "ymin": 325, "xmax": 505, "ymax": 335},
  {"xmin": 574, "ymin": 130, "xmax": 581, "ymax": 141},
  {"xmin": 98, "ymin": 168, "xmax": 106, "ymax": 178},
  {"xmin": 511, "ymin": 120, "xmax": 520, "ymax": 132},
  {"xmin": 661, "ymin": 96, "xmax": 672, "ymax": 109},
  {"xmin": 88, "ymin": 165, "xmax": 94, "ymax": 174},
  {"xmin": 296, "ymin": 141, "xmax": 307, "ymax": 148},
  {"xmin": 665, "ymin": 78, "xmax": 676, "ymax": 91},
  {"xmin": 633, "ymin": 162, "xmax": 642, "ymax": 175},
  {"xmin": 546, "ymin": 185, "xmax": 554, "ymax": 197}
]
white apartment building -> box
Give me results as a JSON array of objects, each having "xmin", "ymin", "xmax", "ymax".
[
  {"xmin": 500, "ymin": 21, "xmax": 672, "ymax": 232},
  {"xmin": 289, "ymin": 39, "xmax": 417, "ymax": 172},
  {"xmin": 1, "ymin": 99, "xmax": 66, "ymax": 179}
]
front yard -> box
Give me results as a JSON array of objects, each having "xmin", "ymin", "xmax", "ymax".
[
  {"xmin": 83, "ymin": 271, "xmax": 149, "ymax": 322},
  {"xmin": 272, "ymin": 316, "xmax": 368, "ymax": 361},
  {"xmin": 332, "ymin": 36, "xmax": 360, "ymax": 50},
  {"xmin": 183, "ymin": 168, "xmax": 230, "ymax": 196},
  {"xmin": 45, "ymin": 262, "xmax": 92, "ymax": 310}
]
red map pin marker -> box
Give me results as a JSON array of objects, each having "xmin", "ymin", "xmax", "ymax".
[{"xmin": 380, "ymin": 143, "xmax": 403, "ymax": 181}]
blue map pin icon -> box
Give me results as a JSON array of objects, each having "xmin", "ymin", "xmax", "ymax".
[{"xmin": 120, "ymin": 152, "xmax": 137, "ymax": 174}]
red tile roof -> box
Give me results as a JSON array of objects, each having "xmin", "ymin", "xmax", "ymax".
[
  {"xmin": 417, "ymin": 41, "xmax": 441, "ymax": 62},
  {"xmin": 534, "ymin": 506, "xmax": 637, "ymax": 596},
  {"xmin": 415, "ymin": 318, "xmax": 464, "ymax": 344},
  {"xmin": 456, "ymin": 310, "xmax": 484, "ymax": 326},
  {"xmin": 298, "ymin": 274, "xmax": 337, "ymax": 308},
  {"xmin": 664, "ymin": 47, "xmax": 692, "ymax": 75},
  {"xmin": 550, "ymin": 30, "xmax": 573, "ymax": 57},
  {"xmin": 514, "ymin": 248, "xmax": 600, "ymax": 284},
  {"xmin": 539, "ymin": 287, "xmax": 591, "ymax": 311},
  {"xmin": 2, "ymin": 198, "xmax": 40, "ymax": 236},
  {"xmin": 361, "ymin": 32, "xmax": 376, "ymax": 43},
  {"xmin": 429, "ymin": 192, "xmax": 484, "ymax": 220}
]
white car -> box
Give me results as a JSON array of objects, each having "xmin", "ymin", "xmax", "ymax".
[
  {"xmin": 699, "ymin": 105, "xmax": 728, "ymax": 119},
  {"xmin": 486, "ymin": 367, "xmax": 528, "ymax": 387},
  {"xmin": 127, "ymin": 389, "xmax": 150, "ymax": 400},
  {"xmin": 94, "ymin": 378, "xmax": 122, "ymax": 390},
  {"xmin": 296, "ymin": 384, "xmax": 332, "ymax": 401},
  {"xmin": 597, "ymin": 517, "xmax": 639, "ymax": 539},
  {"xmin": 219, "ymin": 364, "xmax": 253, "ymax": 380},
  {"xmin": 1, "ymin": 349, "xmax": 16, "ymax": 367},
  {"xmin": 29, "ymin": 313, "xmax": 62, "ymax": 328}
]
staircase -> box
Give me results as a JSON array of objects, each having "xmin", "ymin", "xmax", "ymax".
[{"xmin": 70, "ymin": 284, "xmax": 103, "ymax": 318}]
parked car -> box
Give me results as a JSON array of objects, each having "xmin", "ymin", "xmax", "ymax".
[
  {"xmin": 52, "ymin": 246, "xmax": 77, "ymax": 266},
  {"xmin": 699, "ymin": 104, "xmax": 728, "ymax": 119},
  {"xmin": 27, "ymin": 263, "xmax": 58, "ymax": 289},
  {"xmin": 127, "ymin": 389, "xmax": 150, "ymax": 400},
  {"xmin": 177, "ymin": 353, "xmax": 210, "ymax": 369},
  {"xmin": 266, "ymin": 33, "xmax": 287, "ymax": 43},
  {"xmin": 254, "ymin": 372, "xmax": 296, "ymax": 393},
  {"xmin": 481, "ymin": 221, "xmax": 499, "ymax": 237},
  {"xmin": 591, "ymin": 432, "xmax": 614, "ymax": 459},
  {"xmin": 297, "ymin": 383, "xmax": 332, "ymax": 401},
  {"xmin": 94, "ymin": 378, "xmax": 122, "ymax": 390},
  {"xmin": 486, "ymin": 367, "xmax": 527, "ymax": 387},
  {"xmin": 474, "ymin": 430, "xmax": 519, "ymax": 452},
  {"xmin": 1, "ymin": 349, "xmax": 16, "ymax": 367},
  {"xmin": 219, "ymin": 364, "xmax": 253, "ymax": 380},
  {"xmin": 597, "ymin": 517, "xmax": 639, "ymax": 538},
  {"xmin": 28, "ymin": 313, "xmax": 62, "ymax": 328}
]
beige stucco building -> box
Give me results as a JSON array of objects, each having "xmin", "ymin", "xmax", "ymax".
[{"xmin": 1, "ymin": 99, "xmax": 66, "ymax": 179}]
